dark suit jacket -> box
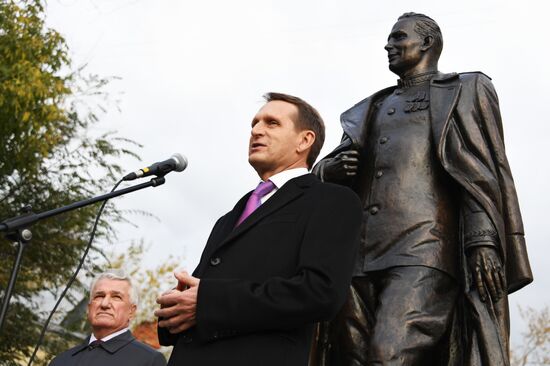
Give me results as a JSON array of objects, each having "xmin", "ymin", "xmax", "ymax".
[
  {"xmin": 159, "ymin": 173, "xmax": 362, "ymax": 366},
  {"xmin": 313, "ymin": 72, "xmax": 533, "ymax": 365},
  {"xmin": 49, "ymin": 330, "xmax": 166, "ymax": 366}
]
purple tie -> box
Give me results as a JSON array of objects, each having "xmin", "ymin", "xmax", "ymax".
[{"xmin": 236, "ymin": 180, "xmax": 276, "ymax": 226}]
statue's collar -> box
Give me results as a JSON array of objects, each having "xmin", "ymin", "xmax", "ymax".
[{"xmin": 397, "ymin": 71, "xmax": 439, "ymax": 88}]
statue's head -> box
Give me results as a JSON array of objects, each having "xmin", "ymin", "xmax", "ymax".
[{"xmin": 385, "ymin": 12, "xmax": 443, "ymax": 77}]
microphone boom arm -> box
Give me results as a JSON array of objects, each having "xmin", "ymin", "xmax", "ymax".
[
  {"xmin": 0, "ymin": 177, "xmax": 165, "ymax": 233},
  {"xmin": 0, "ymin": 176, "xmax": 166, "ymax": 334}
]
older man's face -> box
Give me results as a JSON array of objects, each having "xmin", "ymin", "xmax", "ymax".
[{"xmin": 87, "ymin": 278, "xmax": 136, "ymax": 338}]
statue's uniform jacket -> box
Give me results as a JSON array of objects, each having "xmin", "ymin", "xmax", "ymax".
[
  {"xmin": 314, "ymin": 72, "xmax": 533, "ymax": 364},
  {"xmin": 355, "ymin": 76, "xmax": 460, "ymax": 278},
  {"xmin": 316, "ymin": 72, "xmax": 532, "ymax": 294}
]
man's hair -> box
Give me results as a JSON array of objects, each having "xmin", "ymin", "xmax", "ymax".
[
  {"xmin": 89, "ymin": 269, "xmax": 139, "ymax": 305},
  {"xmin": 263, "ymin": 92, "xmax": 325, "ymax": 168},
  {"xmin": 398, "ymin": 12, "xmax": 443, "ymax": 59}
]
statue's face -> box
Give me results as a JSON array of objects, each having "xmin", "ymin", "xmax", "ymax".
[{"xmin": 385, "ymin": 18, "xmax": 425, "ymax": 76}]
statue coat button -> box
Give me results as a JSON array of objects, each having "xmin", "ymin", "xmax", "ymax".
[
  {"xmin": 387, "ymin": 108, "xmax": 396, "ymax": 115},
  {"xmin": 380, "ymin": 137, "xmax": 388, "ymax": 144},
  {"xmin": 210, "ymin": 257, "xmax": 221, "ymax": 266},
  {"xmin": 375, "ymin": 170, "xmax": 383, "ymax": 178},
  {"xmin": 369, "ymin": 206, "xmax": 379, "ymax": 215}
]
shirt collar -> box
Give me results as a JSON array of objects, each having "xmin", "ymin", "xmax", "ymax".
[
  {"xmin": 266, "ymin": 168, "xmax": 309, "ymax": 188},
  {"xmin": 89, "ymin": 327, "xmax": 129, "ymax": 344}
]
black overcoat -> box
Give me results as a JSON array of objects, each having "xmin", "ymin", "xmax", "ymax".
[{"xmin": 159, "ymin": 174, "xmax": 362, "ymax": 366}]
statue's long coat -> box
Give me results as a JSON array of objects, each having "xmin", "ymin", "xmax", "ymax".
[{"xmin": 313, "ymin": 72, "xmax": 532, "ymax": 365}]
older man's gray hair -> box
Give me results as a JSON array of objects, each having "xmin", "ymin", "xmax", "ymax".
[{"xmin": 89, "ymin": 269, "xmax": 139, "ymax": 305}]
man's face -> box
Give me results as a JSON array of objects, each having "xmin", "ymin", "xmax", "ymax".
[
  {"xmin": 385, "ymin": 18, "xmax": 425, "ymax": 76},
  {"xmin": 87, "ymin": 279, "xmax": 136, "ymax": 337},
  {"xmin": 248, "ymin": 100, "xmax": 306, "ymax": 178}
]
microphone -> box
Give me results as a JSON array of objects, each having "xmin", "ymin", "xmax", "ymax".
[{"xmin": 123, "ymin": 153, "xmax": 188, "ymax": 181}]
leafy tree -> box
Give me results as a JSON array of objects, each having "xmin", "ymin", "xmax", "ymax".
[
  {"xmin": 511, "ymin": 306, "xmax": 550, "ymax": 366},
  {"xmin": 107, "ymin": 241, "xmax": 180, "ymax": 328},
  {"xmin": 0, "ymin": 1, "xmax": 139, "ymax": 364},
  {"xmin": 109, "ymin": 241, "xmax": 180, "ymax": 360}
]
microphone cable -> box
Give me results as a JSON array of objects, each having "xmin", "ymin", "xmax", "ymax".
[{"xmin": 27, "ymin": 178, "xmax": 124, "ymax": 366}]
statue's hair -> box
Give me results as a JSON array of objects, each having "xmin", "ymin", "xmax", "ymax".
[
  {"xmin": 398, "ymin": 12, "xmax": 443, "ymax": 58},
  {"xmin": 89, "ymin": 269, "xmax": 139, "ymax": 305}
]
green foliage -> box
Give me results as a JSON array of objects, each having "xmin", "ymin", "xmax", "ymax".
[
  {"xmin": 110, "ymin": 241, "xmax": 180, "ymax": 360},
  {"xmin": 511, "ymin": 306, "xmax": 550, "ymax": 366},
  {"xmin": 108, "ymin": 240, "xmax": 181, "ymax": 326},
  {"xmin": 0, "ymin": 1, "xmax": 140, "ymax": 364}
]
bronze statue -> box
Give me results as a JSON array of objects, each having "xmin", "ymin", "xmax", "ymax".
[{"xmin": 311, "ymin": 12, "xmax": 533, "ymax": 366}]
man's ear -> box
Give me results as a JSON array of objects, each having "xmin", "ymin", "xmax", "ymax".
[
  {"xmin": 129, "ymin": 303, "xmax": 137, "ymax": 321},
  {"xmin": 421, "ymin": 35, "xmax": 434, "ymax": 51},
  {"xmin": 297, "ymin": 130, "xmax": 315, "ymax": 154}
]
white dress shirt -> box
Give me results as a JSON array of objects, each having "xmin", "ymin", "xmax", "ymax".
[
  {"xmin": 260, "ymin": 167, "xmax": 309, "ymax": 204},
  {"xmin": 89, "ymin": 327, "xmax": 129, "ymax": 344}
]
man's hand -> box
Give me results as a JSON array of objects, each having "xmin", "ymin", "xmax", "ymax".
[
  {"xmin": 155, "ymin": 271, "xmax": 200, "ymax": 334},
  {"xmin": 322, "ymin": 150, "xmax": 360, "ymax": 181},
  {"xmin": 467, "ymin": 246, "xmax": 505, "ymax": 303}
]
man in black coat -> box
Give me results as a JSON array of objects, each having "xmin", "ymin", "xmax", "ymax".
[
  {"xmin": 155, "ymin": 92, "xmax": 362, "ymax": 366},
  {"xmin": 311, "ymin": 12, "xmax": 532, "ymax": 366},
  {"xmin": 49, "ymin": 271, "xmax": 166, "ymax": 366}
]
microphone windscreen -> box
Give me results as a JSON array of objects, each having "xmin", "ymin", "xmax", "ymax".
[{"xmin": 172, "ymin": 153, "xmax": 188, "ymax": 172}]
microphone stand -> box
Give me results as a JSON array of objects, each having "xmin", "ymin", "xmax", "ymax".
[{"xmin": 0, "ymin": 176, "xmax": 166, "ymax": 334}]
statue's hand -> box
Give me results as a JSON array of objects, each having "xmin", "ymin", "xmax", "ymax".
[
  {"xmin": 467, "ymin": 246, "xmax": 505, "ymax": 303},
  {"xmin": 323, "ymin": 150, "xmax": 360, "ymax": 182}
]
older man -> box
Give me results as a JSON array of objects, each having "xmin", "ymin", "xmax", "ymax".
[
  {"xmin": 312, "ymin": 12, "xmax": 532, "ymax": 366},
  {"xmin": 50, "ymin": 271, "xmax": 166, "ymax": 366},
  {"xmin": 156, "ymin": 93, "xmax": 362, "ymax": 366}
]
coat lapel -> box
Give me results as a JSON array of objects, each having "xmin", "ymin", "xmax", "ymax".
[
  {"xmin": 220, "ymin": 192, "xmax": 252, "ymax": 241},
  {"xmin": 101, "ymin": 330, "xmax": 135, "ymax": 354},
  {"xmin": 429, "ymin": 72, "xmax": 461, "ymax": 158},
  {"xmin": 215, "ymin": 174, "xmax": 315, "ymax": 252},
  {"xmin": 70, "ymin": 338, "xmax": 91, "ymax": 356},
  {"xmin": 340, "ymin": 86, "xmax": 395, "ymax": 147},
  {"xmin": 70, "ymin": 331, "xmax": 134, "ymax": 357}
]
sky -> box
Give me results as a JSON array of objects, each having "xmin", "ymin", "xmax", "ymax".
[{"xmin": 44, "ymin": 0, "xmax": 549, "ymax": 344}]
